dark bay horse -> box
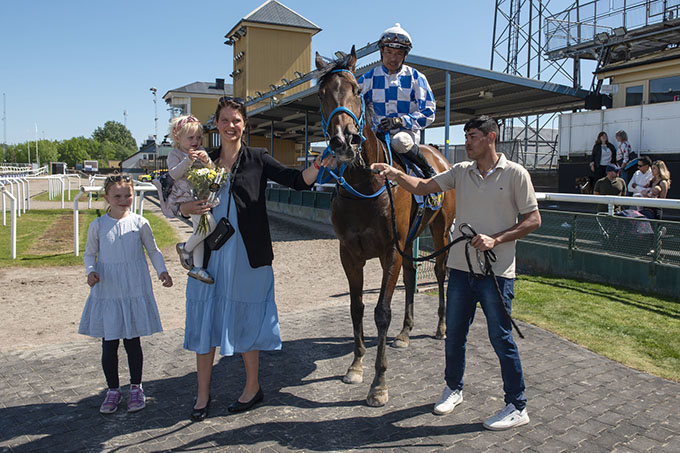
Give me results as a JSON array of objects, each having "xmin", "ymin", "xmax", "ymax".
[{"xmin": 316, "ymin": 47, "xmax": 456, "ymax": 406}]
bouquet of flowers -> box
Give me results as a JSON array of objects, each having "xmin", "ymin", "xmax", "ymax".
[{"xmin": 187, "ymin": 167, "xmax": 226, "ymax": 234}]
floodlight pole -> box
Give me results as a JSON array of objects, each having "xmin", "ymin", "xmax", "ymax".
[{"xmin": 150, "ymin": 87, "xmax": 158, "ymax": 145}]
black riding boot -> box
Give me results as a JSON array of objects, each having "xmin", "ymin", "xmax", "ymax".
[{"xmin": 403, "ymin": 144, "xmax": 436, "ymax": 178}]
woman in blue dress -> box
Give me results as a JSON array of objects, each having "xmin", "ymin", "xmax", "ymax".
[{"xmin": 178, "ymin": 97, "xmax": 332, "ymax": 421}]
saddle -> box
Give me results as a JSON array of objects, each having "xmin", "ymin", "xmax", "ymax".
[{"xmin": 378, "ymin": 135, "xmax": 443, "ymax": 212}]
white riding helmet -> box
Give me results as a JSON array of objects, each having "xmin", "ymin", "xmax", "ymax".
[{"xmin": 378, "ymin": 23, "xmax": 412, "ymax": 53}]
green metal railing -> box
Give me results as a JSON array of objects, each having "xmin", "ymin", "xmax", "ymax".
[{"xmin": 267, "ymin": 187, "xmax": 332, "ymax": 209}]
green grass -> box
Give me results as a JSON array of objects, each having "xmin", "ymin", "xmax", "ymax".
[
  {"xmin": 424, "ymin": 275, "xmax": 680, "ymax": 382},
  {"xmin": 31, "ymin": 191, "xmax": 101, "ymax": 202},
  {"xmin": 514, "ymin": 275, "xmax": 680, "ymax": 382},
  {"xmin": 0, "ymin": 209, "xmax": 176, "ymax": 267}
]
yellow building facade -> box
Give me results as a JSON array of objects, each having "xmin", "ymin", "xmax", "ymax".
[
  {"xmin": 599, "ymin": 49, "xmax": 680, "ymax": 108},
  {"xmin": 162, "ymin": 1, "xmax": 320, "ymax": 168}
]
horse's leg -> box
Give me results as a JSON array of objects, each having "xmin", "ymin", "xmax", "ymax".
[
  {"xmin": 430, "ymin": 219, "xmax": 448, "ymax": 340},
  {"xmin": 339, "ymin": 247, "xmax": 366, "ymax": 385},
  {"xmin": 392, "ymin": 245, "xmax": 415, "ymax": 349},
  {"xmin": 367, "ymin": 250, "xmax": 402, "ymax": 407}
]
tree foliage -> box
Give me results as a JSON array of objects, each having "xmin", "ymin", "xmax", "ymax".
[
  {"xmin": 57, "ymin": 137, "xmax": 97, "ymax": 167},
  {"xmin": 92, "ymin": 121, "xmax": 137, "ymax": 152},
  {"xmin": 2, "ymin": 120, "xmax": 139, "ymax": 168},
  {"xmin": 2, "ymin": 140, "xmax": 58, "ymax": 164}
]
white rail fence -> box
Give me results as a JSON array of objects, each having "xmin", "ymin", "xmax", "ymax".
[
  {"xmin": 535, "ymin": 192, "xmax": 680, "ymax": 216},
  {"xmin": 0, "ymin": 164, "xmax": 48, "ymax": 177},
  {"xmin": 0, "ymin": 177, "xmax": 157, "ymax": 259},
  {"xmin": 72, "ymin": 183, "xmax": 157, "ymax": 256},
  {"xmin": 0, "ymin": 183, "xmax": 17, "ymax": 259},
  {"xmin": 2, "ymin": 182, "xmax": 679, "ymax": 259}
]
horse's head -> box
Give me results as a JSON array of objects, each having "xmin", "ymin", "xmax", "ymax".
[{"xmin": 315, "ymin": 46, "xmax": 364, "ymax": 164}]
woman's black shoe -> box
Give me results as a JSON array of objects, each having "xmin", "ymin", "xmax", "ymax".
[
  {"xmin": 228, "ymin": 388, "xmax": 263, "ymax": 413},
  {"xmin": 190, "ymin": 396, "xmax": 211, "ymax": 421}
]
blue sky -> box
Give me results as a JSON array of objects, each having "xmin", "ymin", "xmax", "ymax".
[{"xmin": 1, "ymin": 0, "xmax": 572, "ymax": 149}]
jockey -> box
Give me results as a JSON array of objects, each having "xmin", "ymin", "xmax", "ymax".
[{"xmin": 359, "ymin": 23, "xmax": 437, "ymax": 178}]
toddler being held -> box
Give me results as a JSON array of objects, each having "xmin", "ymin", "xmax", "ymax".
[{"xmin": 163, "ymin": 115, "xmax": 217, "ymax": 284}]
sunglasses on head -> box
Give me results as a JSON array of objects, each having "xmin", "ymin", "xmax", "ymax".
[
  {"xmin": 219, "ymin": 96, "xmax": 245, "ymax": 106},
  {"xmin": 106, "ymin": 175, "xmax": 131, "ymax": 183}
]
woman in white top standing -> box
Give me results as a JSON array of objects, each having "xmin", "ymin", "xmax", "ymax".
[
  {"xmin": 614, "ymin": 130, "xmax": 633, "ymax": 185},
  {"xmin": 590, "ymin": 131, "xmax": 617, "ymax": 183}
]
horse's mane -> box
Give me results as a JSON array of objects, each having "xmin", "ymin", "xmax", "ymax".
[{"xmin": 316, "ymin": 54, "xmax": 354, "ymax": 87}]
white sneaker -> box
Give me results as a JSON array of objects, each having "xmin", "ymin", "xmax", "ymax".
[
  {"xmin": 483, "ymin": 403, "xmax": 530, "ymax": 430},
  {"xmin": 433, "ymin": 386, "xmax": 463, "ymax": 415}
]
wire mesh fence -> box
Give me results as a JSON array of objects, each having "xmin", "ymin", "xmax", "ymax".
[
  {"xmin": 528, "ymin": 210, "xmax": 680, "ymax": 266},
  {"xmin": 413, "ymin": 234, "xmax": 439, "ymax": 284},
  {"xmin": 415, "ymin": 210, "xmax": 680, "ymax": 281}
]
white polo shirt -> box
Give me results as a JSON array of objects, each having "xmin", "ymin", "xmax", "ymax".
[{"xmin": 432, "ymin": 153, "xmax": 538, "ymax": 278}]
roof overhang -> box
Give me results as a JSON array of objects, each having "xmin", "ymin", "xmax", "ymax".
[{"xmin": 245, "ymin": 53, "xmax": 588, "ymax": 143}]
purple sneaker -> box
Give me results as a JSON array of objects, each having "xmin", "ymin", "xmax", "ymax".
[
  {"xmin": 128, "ymin": 384, "xmax": 146, "ymax": 412},
  {"xmin": 99, "ymin": 388, "xmax": 122, "ymax": 414}
]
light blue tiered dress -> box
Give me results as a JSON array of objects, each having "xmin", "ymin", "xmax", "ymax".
[
  {"xmin": 79, "ymin": 213, "xmax": 166, "ymax": 340},
  {"xmin": 183, "ymin": 181, "xmax": 281, "ymax": 355}
]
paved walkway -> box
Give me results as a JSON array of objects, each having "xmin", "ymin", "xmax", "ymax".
[
  {"xmin": 1, "ymin": 290, "xmax": 679, "ymax": 452},
  {"xmin": 2, "ymin": 194, "xmax": 679, "ymax": 451}
]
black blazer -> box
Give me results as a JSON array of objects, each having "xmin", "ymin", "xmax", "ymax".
[
  {"xmin": 591, "ymin": 142, "xmax": 617, "ymax": 168},
  {"xmin": 209, "ymin": 146, "xmax": 313, "ymax": 268}
]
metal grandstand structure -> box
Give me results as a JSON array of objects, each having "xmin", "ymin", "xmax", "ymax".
[
  {"xmin": 492, "ymin": 0, "xmax": 585, "ymax": 169},
  {"xmin": 492, "ymin": 0, "xmax": 680, "ymax": 168}
]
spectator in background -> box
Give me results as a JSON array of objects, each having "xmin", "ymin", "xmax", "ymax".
[
  {"xmin": 639, "ymin": 160, "xmax": 671, "ymax": 219},
  {"xmin": 614, "ymin": 130, "xmax": 633, "ymax": 184},
  {"xmin": 594, "ymin": 164, "xmax": 626, "ymax": 212},
  {"xmin": 628, "ymin": 156, "xmax": 653, "ymax": 196},
  {"xmin": 590, "ymin": 131, "xmax": 617, "ymax": 183}
]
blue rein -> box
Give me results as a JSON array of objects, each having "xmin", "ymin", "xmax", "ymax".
[{"xmin": 317, "ymin": 69, "xmax": 392, "ymax": 198}]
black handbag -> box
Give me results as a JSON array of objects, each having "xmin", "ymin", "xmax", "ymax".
[
  {"xmin": 205, "ymin": 216, "xmax": 235, "ymax": 251},
  {"xmin": 204, "ymin": 152, "xmax": 242, "ymax": 251}
]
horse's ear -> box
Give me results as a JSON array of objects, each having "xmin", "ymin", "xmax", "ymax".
[
  {"xmin": 348, "ymin": 45, "xmax": 357, "ymax": 73},
  {"xmin": 315, "ymin": 52, "xmax": 326, "ymax": 70}
]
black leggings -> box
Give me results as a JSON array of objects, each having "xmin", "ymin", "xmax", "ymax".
[{"xmin": 101, "ymin": 337, "xmax": 143, "ymax": 389}]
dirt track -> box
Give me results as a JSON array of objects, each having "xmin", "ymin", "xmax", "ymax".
[{"xmin": 0, "ymin": 199, "xmax": 393, "ymax": 351}]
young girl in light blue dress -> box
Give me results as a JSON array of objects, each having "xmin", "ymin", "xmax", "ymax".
[{"xmin": 79, "ymin": 175, "xmax": 173, "ymax": 414}]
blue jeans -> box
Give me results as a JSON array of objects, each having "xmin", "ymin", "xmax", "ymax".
[{"xmin": 445, "ymin": 268, "xmax": 526, "ymax": 410}]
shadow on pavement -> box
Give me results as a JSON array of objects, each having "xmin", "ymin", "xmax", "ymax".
[{"xmin": 1, "ymin": 333, "xmax": 466, "ymax": 452}]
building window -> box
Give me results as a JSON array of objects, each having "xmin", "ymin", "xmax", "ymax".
[
  {"xmin": 625, "ymin": 85, "xmax": 643, "ymax": 106},
  {"xmin": 649, "ymin": 75, "xmax": 680, "ymax": 104}
]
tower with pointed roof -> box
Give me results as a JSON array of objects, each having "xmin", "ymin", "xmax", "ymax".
[{"xmin": 225, "ymin": 0, "xmax": 321, "ymax": 102}]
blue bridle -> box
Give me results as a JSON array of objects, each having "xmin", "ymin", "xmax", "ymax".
[{"xmin": 317, "ymin": 69, "xmax": 391, "ymax": 198}]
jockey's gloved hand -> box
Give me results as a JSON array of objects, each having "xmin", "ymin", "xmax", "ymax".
[{"xmin": 379, "ymin": 117, "xmax": 403, "ymax": 131}]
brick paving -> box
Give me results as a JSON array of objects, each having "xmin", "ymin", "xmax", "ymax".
[
  {"xmin": 1, "ymin": 192, "xmax": 679, "ymax": 452},
  {"xmin": 1, "ymin": 290, "xmax": 679, "ymax": 452}
]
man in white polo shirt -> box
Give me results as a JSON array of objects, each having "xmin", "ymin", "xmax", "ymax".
[{"xmin": 371, "ymin": 115, "xmax": 541, "ymax": 431}]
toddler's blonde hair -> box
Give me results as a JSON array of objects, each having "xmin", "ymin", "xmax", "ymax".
[{"xmin": 170, "ymin": 115, "xmax": 203, "ymax": 149}]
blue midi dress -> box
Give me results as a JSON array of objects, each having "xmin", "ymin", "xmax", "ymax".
[{"xmin": 183, "ymin": 181, "xmax": 281, "ymax": 355}]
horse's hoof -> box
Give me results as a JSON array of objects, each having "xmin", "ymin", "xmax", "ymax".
[
  {"xmin": 366, "ymin": 388, "xmax": 388, "ymax": 407},
  {"xmin": 435, "ymin": 326, "xmax": 446, "ymax": 340},
  {"xmin": 391, "ymin": 337, "xmax": 409, "ymax": 348},
  {"xmin": 343, "ymin": 369, "xmax": 363, "ymax": 384}
]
